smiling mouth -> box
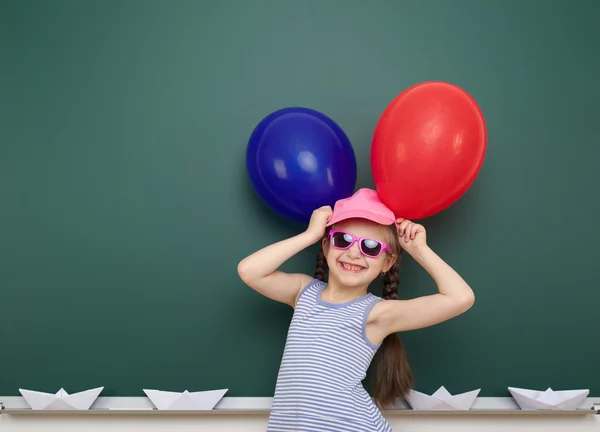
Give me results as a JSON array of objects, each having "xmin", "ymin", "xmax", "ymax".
[{"xmin": 338, "ymin": 261, "xmax": 366, "ymax": 272}]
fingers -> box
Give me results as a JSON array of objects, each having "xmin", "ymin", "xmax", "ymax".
[
  {"xmin": 396, "ymin": 219, "xmax": 411, "ymax": 237},
  {"xmin": 316, "ymin": 206, "xmax": 333, "ymax": 224},
  {"xmin": 314, "ymin": 206, "xmax": 332, "ymax": 217},
  {"xmin": 405, "ymin": 224, "xmax": 412, "ymax": 243},
  {"xmin": 410, "ymin": 223, "xmax": 421, "ymax": 240},
  {"xmin": 396, "ymin": 218, "xmax": 423, "ymax": 242},
  {"xmin": 321, "ymin": 206, "xmax": 333, "ymax": 215}
]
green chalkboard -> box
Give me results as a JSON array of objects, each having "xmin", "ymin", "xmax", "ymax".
[{"xmin": 1, "ymin": 0, "xmax": 599, "ymax": 397}]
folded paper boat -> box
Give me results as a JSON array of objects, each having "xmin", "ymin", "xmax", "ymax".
[
  {"xmin": 143, "ymin": 388, "xmax": 228, "ymax": 410},
  {"xmin": 508, "ymin": 387, "xmax": 589, "ymax": 410},
  {"xmin": 19, "ymin": 387, "xmax": 104, "ymax": 410},
  {"xmin": 406, "ymin": 386, "xmax": 480, "ymax": 410}
]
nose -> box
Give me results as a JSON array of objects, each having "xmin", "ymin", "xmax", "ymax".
[{"xmin": 346, "ymin": 241, "xmax": 362, "ymax": 259}]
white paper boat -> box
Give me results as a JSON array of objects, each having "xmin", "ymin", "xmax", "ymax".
[
  {"xmin": 508, "ymin": 387, "xmax": 589, "ymax": 410},
  {"xmin": 406, "ymin": 386, "xmax": 480, "ymax": 410},
  {"xmin": 143, "ymin": 388, "xmax": 228, "ymax": 410},
  {"xmin": 19, "ymin": 387, "xmax": 104, "ymax": 410}
]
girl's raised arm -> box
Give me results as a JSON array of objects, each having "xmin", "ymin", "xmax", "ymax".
[{"xmin": 237, "ymin": 206, "xmax": 332, "ymax": 307}]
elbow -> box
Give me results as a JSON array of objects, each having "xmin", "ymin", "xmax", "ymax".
[
  {"xmin": 461, "ymin": 290, "xmax": 475, "ymax": 312},
  {"xmin": 237, "ymin": 260, "xmax": 252, "ymax": 285},
  {"xmin": 237, "ymin": 259, "xmax": 263, "ymax": 289}
]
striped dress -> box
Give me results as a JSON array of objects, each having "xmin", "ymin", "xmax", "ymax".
[{"xmin": 267, "ymin": 278, "xmax": 394, "ymax": 432}]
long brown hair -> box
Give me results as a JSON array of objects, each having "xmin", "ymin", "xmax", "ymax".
[{"xmin": 314, "ymin": 225, "xmax": 413, "ymax": 409}]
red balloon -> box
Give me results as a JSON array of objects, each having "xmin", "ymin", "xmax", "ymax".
[{"xmin": 371, "ymin": 81, "xmax": 487, "ymax": 219}]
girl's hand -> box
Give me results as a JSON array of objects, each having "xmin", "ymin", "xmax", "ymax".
[
  {"xmin": 396, "ymin": 218, "xmax": 427, "ymax": 255},
  {"xmin": 305, "ymin": 206, "xmax": 333, "ymax": 243}
]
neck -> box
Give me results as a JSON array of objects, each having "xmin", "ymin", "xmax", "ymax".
[{"xmin": 322, "ymin": 276, "xmax": 369, "ymax": 303}]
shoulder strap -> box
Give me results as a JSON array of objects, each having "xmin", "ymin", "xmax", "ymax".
[
  {"xmin": 360, "ymin": 295, "xmax": 385, "ymax": 350},
  {"xmin": 295, "ymin": 278, "xmax": 324, "ymax": 308}
]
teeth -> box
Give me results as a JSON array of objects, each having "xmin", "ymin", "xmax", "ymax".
[{"xmin": 341, "ymin": 262, "xmax": 364, "ymax": 271}]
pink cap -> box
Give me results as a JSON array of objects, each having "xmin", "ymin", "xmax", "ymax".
[{"xmin": 326, "ymin": 188, "xmax": 396, "ymax": 227}]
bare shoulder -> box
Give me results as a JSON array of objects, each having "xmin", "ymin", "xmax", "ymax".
[
  {"xmin": 366, "ymin": 298, "xmax": 407, "ymax": 330},
  {"xmin": 368, "ymin": 298, "xmax": 390, "ymax": 321}
]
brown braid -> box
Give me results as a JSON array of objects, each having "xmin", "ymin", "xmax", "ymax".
[
  {"xmin": 314, "ymin": 241, "xmax": 329, "ymax": 282},
  {"xmin": 371, "ymin": 231, "xmax": 413, "ymax": 409},
  {"xmin": 382, "ymin": 251, "xmax": 401, "ymax": 300}
]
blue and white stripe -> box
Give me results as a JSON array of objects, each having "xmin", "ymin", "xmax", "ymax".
[{"xmin": 267, "ymin": 279, "xmax": 393, "ymax": 432}]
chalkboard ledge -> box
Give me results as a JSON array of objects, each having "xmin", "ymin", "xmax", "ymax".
[
  {"xmin": 0, "ymin": 408, "xmax": 598, "ymax": 416},
  {"xmin": 0, "ymin": 397, "xmax": 598, "ymax": 416}
]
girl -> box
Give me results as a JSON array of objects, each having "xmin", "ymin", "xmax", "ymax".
[{"xmin": 238, "ymin": 188, "xmax": 475, "ymax": 432}]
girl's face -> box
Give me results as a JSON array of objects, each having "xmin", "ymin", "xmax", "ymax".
[{"xmin": 323, "ymin": 218, "xmax": 397, "ymax": 289}]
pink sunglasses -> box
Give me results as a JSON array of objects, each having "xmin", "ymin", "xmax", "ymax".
[{"xmin": 328, "ymin": 230, "xmax": 392, "ymax": 258}]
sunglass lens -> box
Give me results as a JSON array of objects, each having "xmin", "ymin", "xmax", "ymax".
[
  {"xmin": 360, "ymin": 239, "xmax": 382, "ymax": 257},
  {"xmin": 332, "ymin": 232, "xmax": 353, "ymax": 248}
]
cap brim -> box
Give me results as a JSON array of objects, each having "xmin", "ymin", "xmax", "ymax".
[{"xmin": 326, "ymin": 210, "xmax": 395, "ymax": 227}]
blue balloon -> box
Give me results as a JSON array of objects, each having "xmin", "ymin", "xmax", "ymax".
[{"xmin": 246, "ymin": 107, "xmax": 357, "ymax": 223}]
